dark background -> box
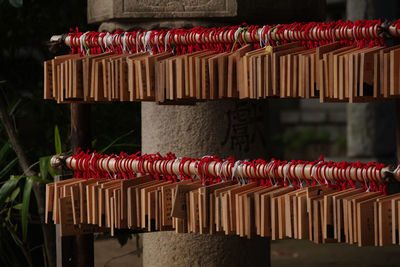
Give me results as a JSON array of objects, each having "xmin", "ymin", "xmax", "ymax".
[{"xmin": 0, "ymin": 1, "xmax": 140, "ymax": 266}]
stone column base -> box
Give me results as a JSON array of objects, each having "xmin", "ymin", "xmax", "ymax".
[{"xmin": 142, "ymin": 232, "xmax": 270, "ymax": 267}]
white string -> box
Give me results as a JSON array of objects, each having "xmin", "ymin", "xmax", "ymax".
[
  {"xmin": 136, "ymin": 32, "xmax": 140, "ymax": 53},
  {"xmin": 267, "ymin": 160, "xmax": 278, "ymax": 186},
  {"xmin": 217, "ymin": 161, "xmax": 223, "ymax": 178},
  {"xmin": 232, "ymin": 160, "xmax": 241, "ymax": 182},
  {"xmin": 219, "ymin": 160, "xmax": 229, "ymax": 181},
  {"xmin": 218, "ymin": 161, "xmax": 225, "ymax": 181},
  {"xmin": 234, "ymin": 27, "xmax": 242, "ymax": 45},
  {"xmin": 112, "ymin": 33, "xmax": 120, "ymax": 53},
  {"xmin": 173, "ymin": 157, "xmax": 182, "ymax": 181},
  {"xmin": 141, "ymin": 30, "xmax": 147, "ymax": 52},
  {"xmin": 154, "ymin": 31, "xmax": 160, "ymax": 53},
  {"xmin": 311, "ymin": 160, "xmax": 323, "ymax": 184},
  {"xmin": 144, "ymin": 30, "xmax": 153, "ymax": 55},
  {"xmin": 104, "ymin": 156, "xmax": 113, "ymax": 179},
  {"xmin": 79, "ymin": 32, "xmax": 89, "ymax": 55},
  {"xmin": 199, "ymin": 155, "xmax": 212, "ymax": 184},
  {"xmin": 352, "ymin": 25, "xmax": 358, "ymax": 46},
  {"xmin": 273, "ymin": 163, "xmax": 278, "ymax": 186},
  {"xmin": 264, "ymin": 27, "xmax": 269, "ymax": 47},
  {"xmin": 259, "ymin": 25, "xmax": 267, "ymax": 47},
  {"xmin": 122, "ymin": 32, "xmax": 128, "ymax": 54},
  {"xmin": 283, "ymin": 162, "xmax": 292, "ymax": 187},
  {"xmin": 392, "ymin": 164, "xmax": 400, "ymax": 176},
  {"xmin": 239, "ymin": 163, "xmax": 246, "ymax": 185},
  {"xmin": 322, "ymin": 166, "xmax": 329, "ymax": 185},
  {"xmin": 89, "ymin": 153, "xmax": 95, "ymax": 172},
  {"xmin": 99, "ymin": 34, "xmax": 105, "ymax": 53},
  {"xmin": 362, "ymin": 168, "xmax": 371, "ymax": 192},
  {"xmin": 299, "ymin": 176, "xmax": 304, "ymax": 188},
  {"xmin": 103, "ymin": 32, "xmax": 110, "ymax": 51},
  {"xmin": 265, "ymin": 161, "xmax": 274, "ymax": 186},
  {"xmin": 344, "ymin": 165, "xmax": 353, "ymax": 187},
  {"xmin": 164, "ymin": 31, "xmax": 171, "ymax": 53}
]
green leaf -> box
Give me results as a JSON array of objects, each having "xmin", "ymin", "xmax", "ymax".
[
  {"xmin": 39, "ymin": 156, "xmax": 50, "ymax": 179},
  {"xmin": 28, "ymin": 176, "xmax": 51, "ymax": 184},
  {"xmin": 0, "ymin": 141, "xmax": 12, "ymax": 163},
  {"xmin": 0, "ymin": 176, "xmax": 21, "ymax": 207},
  {"xmin": 8, "ymin": 224, "xmax": 23, "ymax": 247},
  {"xmin": 91, "ymin": 139, "xmax": 97, "ymax": 148},
  {"xmin": 13, "ymin": 203, "xmax": 22, "ymax": 210},
  {"xmin": 6, "ymin": 206, "xmax": 11, "ymax": 221},
  {"xmin": 99, "ymin": 130, "xmax": 135, "ymax": 154},
  {"xmin": 0, "ymin": 157, "xmax": 18, "ymax": 180},
  {"xmin": 54, "ymin": 125, "xmax": 62, "ymax": 154},
  {"xmin": 5, "ymin": 186, "xmax": 19, "ymax": 202},
  {"xmin": 8, "ymin": 0, "xmax": 23, "ymax": 8},
  {"xmin": 9, "ymin": 187, "xmax": 20, "ymax": 202},
  {"xmin": 21, "ymin": 177, "xmax": 33, "ymax": 241},
  {"xmin": 48, "ymin": 166, "xmax": 60, "ymax": 180},
  {"xmin": 7, "ymin": 98, "xmax": 21, "ymax": 116}
]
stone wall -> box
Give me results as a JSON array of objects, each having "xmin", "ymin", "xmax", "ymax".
[
  {"xmin": 88, "ymin": 0, "xmax": 325, "ymax": 24},
  {"xmin": 276, "ymin": 99, "xmax": 347, "ymax": 161}
]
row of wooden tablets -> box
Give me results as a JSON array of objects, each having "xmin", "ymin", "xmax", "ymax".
[
  {"xmin": 46, "ymin": 176, "xmax": 399, "ymax": 246},
  {"xmin": 44, "ymin": 42, "xmax": 400, "ymax": 103}
]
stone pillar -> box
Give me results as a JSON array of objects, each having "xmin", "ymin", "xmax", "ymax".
[
  {"xmin": 87, "ymin": 1, "xmax": 326, "ymax": 266},
  {"xmin": 142, "ymin": 100, "xmax": 269, "ymax": 159},
  {"xmin": 141, "ymin": 100, "xmax": 270, "ymax": 266},
  {"xmin": 142, "ymin": 232, "xmax": 269, "ymax": 267},
  {"xmin": 346, "ymin": 0, "xmax": 398, "ymax": 161}
]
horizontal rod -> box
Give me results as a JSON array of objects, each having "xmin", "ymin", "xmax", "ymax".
[
  {"xmin": 50, "ymin": 20, "xmax": 400, "ymax": 53},
  {"xmin": 50, "ymin": 153, "xmax": 397, "ymax": 184}
]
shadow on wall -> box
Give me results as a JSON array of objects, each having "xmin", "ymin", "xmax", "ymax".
[{"xmin": 271, "ymin": 239, "xmax": 400, "ymax": 267}]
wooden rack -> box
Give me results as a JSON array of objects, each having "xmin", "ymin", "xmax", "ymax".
[
  {"xmin": 47, "ymin": 152, "xmax": 400, "ymax": 247},
  {"xmin": 50, "ymin": 152, "xmax": 397, "ymax": 184},
  {"xmin": 44, "ymin": 20, "xmax": 400, "ymax": 105},
  {"xmin": 46, "ymin": 19, "xmax": 400, "ymax": 265},
  {"xmin": 49, "ymin": 20, "xmax": 400, "ymax": 52}
]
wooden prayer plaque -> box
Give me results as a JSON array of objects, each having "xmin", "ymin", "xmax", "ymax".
[
  {"xmin": 357, "ymin": 196, "xmax": 380, "ymax": 246},
  {"xmin": 45, "ymin": 183, "xmax": 55, "ymax": 223},
  {"xmin": 171, "ymin": 183, "xmax": 202, "ymax": 219}
]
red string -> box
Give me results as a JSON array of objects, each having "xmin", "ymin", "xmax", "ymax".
[
  {"xmin": 68, "ymin": 151, "xmax": 391, "ymax": 193},
  {"xmin": 65, "ymin": 20, "xmax": 388, "ymax": 55}
]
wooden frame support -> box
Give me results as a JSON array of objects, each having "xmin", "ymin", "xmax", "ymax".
[{"xmin": 56, "ymin": 103, "xmax": 93, "ymax": 267}]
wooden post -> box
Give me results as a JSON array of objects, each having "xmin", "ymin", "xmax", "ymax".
[
  {"xmin": 56, "ymin": 103, "xmax": 93, "ymax": 267},
  {"xmin": 397, "ymin": 100, "xmax": 400, "ymax": 163},
  {"xmin": 70, "ymin": 103, "xmax": 92, "ymax": 153},
  {"xmin": 391, "ymin": 100, "xmax": 400, "ymax": 194}
]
